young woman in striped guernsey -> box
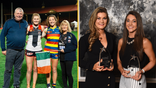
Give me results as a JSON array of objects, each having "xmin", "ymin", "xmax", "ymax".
[
  {"xmin": 117, "ymin": 11, "xmax": 155, "ymax": 88},
  {"xmin": 43, "ymin": 15, "xmax": 60, "ymax": 88},
  {"xmin": 25, "ymin": 13, "xmax": 44, "ymax": 88}
]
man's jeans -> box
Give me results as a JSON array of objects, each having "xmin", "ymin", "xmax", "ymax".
[{"xmin": 3, "ymin": 49, "xmax": 25, "ymax": 88}]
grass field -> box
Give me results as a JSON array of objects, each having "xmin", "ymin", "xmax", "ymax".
[{"xmin": 0, "ymin": 30, "xmax": 78, "ymax": 88}]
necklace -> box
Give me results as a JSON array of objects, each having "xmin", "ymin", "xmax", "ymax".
[{"xmin": 127, "ymin": 39, "xmax": 134, "ymax": 45}]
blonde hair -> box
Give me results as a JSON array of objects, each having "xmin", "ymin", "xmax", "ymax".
[
  {"xmin": 46, "ymin": 15, "xmax": 58, "ymax": 27},
  {"xmin": 31, "ymin": 13, "xmax": 41, "ymax": 23},
  {"xmin": 88, "ymin": 7, "xmax": 109, "ymax": 51},
  {"xmin": 60, "ymin": 20, "xmax": 72, "ymax": 33}
]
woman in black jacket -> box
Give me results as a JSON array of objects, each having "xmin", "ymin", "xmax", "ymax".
[
  {"xmin": 59, "ymin": 20, "xmax": 77, "ymax": 88},
  {"xmin": 79, "ymin": 7, "xmax": 117, "ymax": 88}
]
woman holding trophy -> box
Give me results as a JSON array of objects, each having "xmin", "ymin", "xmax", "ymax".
[
  {"xmin": 79, "ymin": 7, "xmax": 117, "ymax": 88},
  {"xmin": 117, "ymin": 11, "xmax": 155, "ymax": 88},
  {"xmin": 59, "ymin": 20, "xmax": 77, "ymax": 88}
]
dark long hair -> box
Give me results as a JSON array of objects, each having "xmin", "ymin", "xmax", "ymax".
[
  {"xmin": 120, "ymin": 11, "xmax": 145, "ymax": 60},
  {"xmin": 88, "ymin": 7, "xmax": 109, "ymax": 51}
]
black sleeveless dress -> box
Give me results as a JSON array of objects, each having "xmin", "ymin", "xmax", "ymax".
[{"xmin": 119, "ymin": 37, "xmax": 147, "ymax": 69}]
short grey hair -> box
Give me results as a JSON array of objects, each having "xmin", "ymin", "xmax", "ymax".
[{"xmin": 14, "ymin": 7, "xmax": 24, "ymax": 14}]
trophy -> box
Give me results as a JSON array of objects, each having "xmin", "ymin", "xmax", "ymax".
[
  {"xmin": 128, "ymin": 55, "xmax": 140, "ymax": 68},
  {"xmin": 59, "ymin": 36, "xmax": 66, "ymax": 50},
  {"xmin": 127, "ymin": 54, "xmax": 140, "ymax": 76},
  {"xmin": 99, "ymin": 47, "xmax": 111, "ymax": 68}
]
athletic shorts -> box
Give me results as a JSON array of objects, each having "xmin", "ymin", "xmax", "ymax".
[
  {"xmin": 50, "ymin": 53, "xmax": 58, "ymax": 59},
  {"xmin": 25, "ymin": 50, "xmax": 42, "ymax": 57}
]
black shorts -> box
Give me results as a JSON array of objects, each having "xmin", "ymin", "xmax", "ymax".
[{"xmin": 25, "ymin": 50, "xmax": 42, "ymax": 57}]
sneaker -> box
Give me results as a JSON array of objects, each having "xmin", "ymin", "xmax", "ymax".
[{"xmin": 47, "ymin": 83, "xmax": 51, "ymax": 88}]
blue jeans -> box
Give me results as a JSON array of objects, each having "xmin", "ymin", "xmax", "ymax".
[{"xmin": 3, "ymin": 49, "xmax": 25, "ymax": 88}]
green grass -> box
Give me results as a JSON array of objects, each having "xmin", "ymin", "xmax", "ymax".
[{"xmin": 0, "ymin": 30, "xmax": 78, "ymax": 88}]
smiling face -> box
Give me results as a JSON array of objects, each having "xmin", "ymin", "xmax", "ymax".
[
  {"xmin": 49, "ymin": 17, "xmax": 56, "ymax": 27},
  {"xmin": 32, "ymin": 16, "xmax": 40, "ymax": 25},
  {"xmin": 95, "ymin": 12, "xmax": 108, "ymax": 30},
  {"xmin": 61, "ymin": 23, "xmax": 68, "ymax": 32},
  {"xmin": 126, "ymin": 14, "xmax": 137, "ymax": 33},
  {"xmin": 14, "ymin": 9, "xmax": 24, "ymax": 21}
]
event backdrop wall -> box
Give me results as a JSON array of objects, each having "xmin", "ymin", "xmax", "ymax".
[{"xmin": 79, "ymin": 0, "xmax": 156, "ymax": 83}]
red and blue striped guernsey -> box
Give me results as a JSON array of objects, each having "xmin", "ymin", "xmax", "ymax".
[{"xmin": 44, "ymin": 26, "xmax": 60, "ymax": 59}]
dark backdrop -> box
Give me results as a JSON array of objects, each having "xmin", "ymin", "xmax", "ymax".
[{"xmin": 79, "ymin": 0, "xmax": 156, "ymax": 87}]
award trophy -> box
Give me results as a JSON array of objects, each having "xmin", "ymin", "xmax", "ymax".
[
  {"xmin": 59, "ymin": 38, "xmax": 65, "ymax": 50},
  {"xmin": 127, "ymin": 55, "xmax": 140, "ymax": 76},
  {"xmin": 127, "ymin": 55, "xmax": 142, "ymax": 85},
  {"xmin": 99, "ymin": 47, "xmax": 111, "ymax": 68}
]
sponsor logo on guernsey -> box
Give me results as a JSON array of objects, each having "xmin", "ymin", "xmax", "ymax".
[
  {"xmin": 55, "ymin": 32, "xmax": 60, "ymax": 34},
  {"xmin": 55, "ymin": 55, "xmax": 58, "ymax": 57},
  {"xmin": 38, "ymin": 31, "xmax": 41, "ymax": 35},
  {"xmin": 27, "ymin": 53, "xmax": 33, "ymax": 55},
  {"xmin": 47, "ymin": 31, "xmax": 51, "ymax": 33}
]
